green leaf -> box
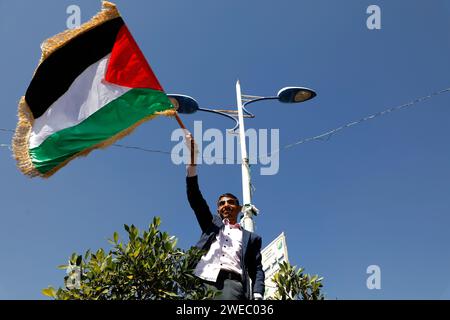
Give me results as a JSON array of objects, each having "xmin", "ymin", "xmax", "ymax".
[
  {"xmin": 153, "ymin": 216, "xmax": 161, "ymax": 227},
  {"xmin": 161, "ymin": 290, "xmax": 179, "ymax": 297},
  {"xmin": 84, "ymin": 249, "xmax": 91, "ymax": 260},
  {"xmin": 113, "ymin": 232, "xmax": 119, "ymax": 243},
  {"xmin": 42, "ymin": 287, "xmax": 57, "ymax": 298}
]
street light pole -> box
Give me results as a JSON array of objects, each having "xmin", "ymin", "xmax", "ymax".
[{"xmin": 236, "ymin": 80, "xmax": 255, "ymax": 232}]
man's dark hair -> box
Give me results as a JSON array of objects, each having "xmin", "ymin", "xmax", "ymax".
[{"xmin": 217, "ymin": 193, "xmax": 240, "ymax": 206}]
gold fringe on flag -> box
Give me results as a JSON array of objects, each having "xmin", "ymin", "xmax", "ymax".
[
  {"xmin": 13, "ymin": 1, "xmax": 176, "ymax": 178},
  {"xmin": 40, "ymin": 1, "xmax": 120, "ymax": 64},
  {"xmin": 12, "ymin": 98, "xmax": 41, "ymax": 177},
  {"xmin": 13, "ymin": 1, "xmax": 122, "ymax": 178}
]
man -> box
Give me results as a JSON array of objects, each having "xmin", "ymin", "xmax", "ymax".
[{"xmin": 185, "ymin": 132, "xmax": 265, "ymax": 300}]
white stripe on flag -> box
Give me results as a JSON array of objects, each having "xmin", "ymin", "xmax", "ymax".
[{"xmin": 29, "ymin": 54, "xmax": 131, "ymax": 149}]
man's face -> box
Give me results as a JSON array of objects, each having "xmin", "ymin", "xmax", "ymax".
[{"xmin": 217, "ymin": 196, "xmax": 241, "ymax": 223}]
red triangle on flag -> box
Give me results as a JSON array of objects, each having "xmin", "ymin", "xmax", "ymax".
[{"xmin": 105, "ymin": 25, "xmax": 164, "ymax": 91}]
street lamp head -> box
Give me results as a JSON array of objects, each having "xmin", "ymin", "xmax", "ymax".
[
  {"xmin": 167, "ymin": 94, "xmax": 199, "ymax": 114},
  {"xmin": 277, "ymin": 87, "xmax": 317, "ymax": 103}
]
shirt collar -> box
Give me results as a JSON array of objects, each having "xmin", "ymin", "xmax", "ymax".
[{"xmin": 223, "ymin": 218, "xmax": 241, "ymax": 230}]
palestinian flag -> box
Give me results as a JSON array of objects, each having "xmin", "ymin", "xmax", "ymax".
[{"xmin": 13, "ymin": 1, "xmax": 174, "ymax": 178}]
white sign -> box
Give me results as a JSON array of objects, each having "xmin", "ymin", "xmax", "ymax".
[{"xmin": 261, "ymin": 232, "xmax": 289, "ymax": 299}]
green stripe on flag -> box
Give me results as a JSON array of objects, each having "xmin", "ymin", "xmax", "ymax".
[{"xmin": 29, "ymin": 88, "xmax": 172, "ymax": 174}]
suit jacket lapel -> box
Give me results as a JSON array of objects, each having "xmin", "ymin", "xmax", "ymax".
[{"xmin": 242, "ymin": 229, "xmax": 251, "ymax": 258}]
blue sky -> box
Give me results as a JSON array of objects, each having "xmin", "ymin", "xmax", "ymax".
[{"xmin": 1, "ymin": 0, "xmax": 450, "ymax": 299}]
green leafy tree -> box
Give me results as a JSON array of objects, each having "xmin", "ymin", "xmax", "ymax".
[
  {"xmin": 43, "ymin": 217, "xmax": 216, "ymax": 300},
  {"xmin": 271, "ymin": 261, "xmax": 325, "ymax": 300}
]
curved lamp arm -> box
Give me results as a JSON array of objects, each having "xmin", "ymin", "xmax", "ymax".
[
  {"xmin": 242, "ymin": 96, "xmax": 279, "ymax": 118},
  {"xmin": 198, "ymin": 107, "xmax": 239, "ymax": 132}
]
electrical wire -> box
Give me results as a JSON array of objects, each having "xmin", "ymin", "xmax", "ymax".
[
  {"xmin": 112, "ymin": 144, "xmax": 172, "ymax": 155},
  {"xmin": 258, "ymin": 87, "xmax": 450, "ymax": 162},
  {"xmin": 1, "ymin": 86, "xmax": 449, "ymax": 160},
  {"xmin": 0, "ymin": 144, "xmax": 11, "ymax": 150}
]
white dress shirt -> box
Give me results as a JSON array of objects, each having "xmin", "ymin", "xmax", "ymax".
[{"xmin": 194, "ymin": 219, "xmax": 243, "ymax": 282}]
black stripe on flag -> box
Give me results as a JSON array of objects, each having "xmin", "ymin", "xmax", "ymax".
[{"xmin": 25, "ymin": 17, "xmax": 124, "ymax": 119}]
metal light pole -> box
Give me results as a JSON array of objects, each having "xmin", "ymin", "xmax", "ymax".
[{"xmin": 235, "ymin": 80, "xmax": 255, "ymax": 232}]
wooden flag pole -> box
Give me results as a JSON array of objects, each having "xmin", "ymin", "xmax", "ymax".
[
  {"xmin": 174, "ymin": 113, "xmax": 195, "ymax": 165},
  {"xmin": 174, "ymin": 112, "xmax": 187, "ymax": 130}
]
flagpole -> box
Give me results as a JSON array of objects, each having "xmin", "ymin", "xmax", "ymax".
[{"xmin": 174, "ymin": 113, "xmax": 195, "ymax": 165}]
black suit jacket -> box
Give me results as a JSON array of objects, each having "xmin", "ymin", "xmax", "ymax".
[{"xmin": 186, "ymin": 175, "xmax": 265, "ymax": 299}]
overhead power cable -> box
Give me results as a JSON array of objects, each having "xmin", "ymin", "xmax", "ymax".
[
  {"xmin": 1, "ymin": 86, "xmax": 449, "ymax": 161},
  {"xmin": 258, "ymin": 87, "xmax": 450, "ymax": 161}
]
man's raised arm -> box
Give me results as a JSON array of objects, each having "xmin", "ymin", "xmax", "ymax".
[{"xmin": 185, "ymin": 133, "xmax": 213, "ymax": 232}]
